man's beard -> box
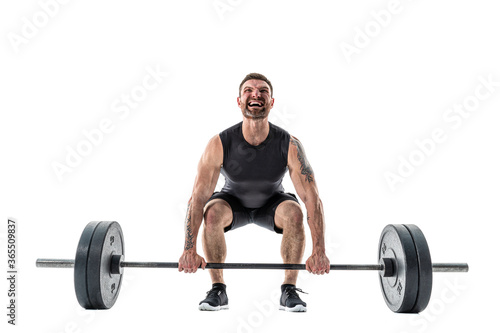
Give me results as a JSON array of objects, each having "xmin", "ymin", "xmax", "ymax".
[{"xmin": 242, "ymin": 105, "xmax": 270, "ymax": 119}]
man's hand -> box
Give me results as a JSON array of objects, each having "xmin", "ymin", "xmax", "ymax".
[
  {"xmin": 178, "ymin": 250, "xmax": 207, "ymax": 273},
  {"xmin": 305, "ymin": 251, "xmax": 330, "ymax": 275}
]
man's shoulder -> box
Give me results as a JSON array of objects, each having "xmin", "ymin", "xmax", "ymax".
[
  {"xmin": 269, "ymin": 122, "xmax": 291, "ymax": 141},
  {"xmin": 219, "ymin": 121, "xmax": 242, "ymax": 135}
]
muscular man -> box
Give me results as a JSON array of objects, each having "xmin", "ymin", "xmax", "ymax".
[{"xmin": 178, "ymin": 73, "xmax": 330, "ymax": 312}]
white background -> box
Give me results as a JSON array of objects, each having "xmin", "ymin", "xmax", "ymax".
[{"xmin": 1, "ymin": 0, "xmax": 498, "ymax": 332}]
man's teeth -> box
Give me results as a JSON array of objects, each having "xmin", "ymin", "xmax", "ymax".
[{"xmin": 249, "ymin": 102, "xmax": 263, "ymax": 107}]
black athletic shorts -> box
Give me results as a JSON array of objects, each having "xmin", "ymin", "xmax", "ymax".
[{"xmin": 205, "ymin": 191, "xmax": 299, "ymax": 234}]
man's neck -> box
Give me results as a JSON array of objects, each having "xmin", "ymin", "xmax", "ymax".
[{"xmin": 242, "ymin": 117, "xmax": 270, "ymax": 146}]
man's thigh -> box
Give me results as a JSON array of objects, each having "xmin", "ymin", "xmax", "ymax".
[
  {"xmin": 203, "ymin": 197, "xmax": 233, "ymax": 229},
  {"xmin": 205, "ymin": 192, "xmax": 248, "ymax": 232}
]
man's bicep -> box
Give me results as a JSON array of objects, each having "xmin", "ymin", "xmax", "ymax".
[{"xmin": 288, "ymin": 136, "xmax": 315, "ymax": 183}]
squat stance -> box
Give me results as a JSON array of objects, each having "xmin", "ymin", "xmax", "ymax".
[{"xmin": 178, "ymin": 73, "xmax": 330, "ymax": 312}]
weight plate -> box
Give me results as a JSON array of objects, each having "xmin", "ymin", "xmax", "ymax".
[
  {"xmin": 75, "ymin": 222, "xmax": 100, "ymax": 309},
  {"xmin": 87, "ymin": 221, "xmax": 124, "ymax": 309},
  {"xmin": 404, "ymin": 224, "xmax": 433, "ymax": 313},
  {"xmin": 378, "ymin": 224, "xmax": 419, "ymax": 313}
]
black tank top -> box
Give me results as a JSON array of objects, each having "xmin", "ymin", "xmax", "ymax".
[{"xmin": 219, "ymin": 121, "xmax": 290, "ymax": 208}]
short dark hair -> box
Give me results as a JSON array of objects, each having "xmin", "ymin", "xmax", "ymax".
[{"xmin": 239, "ymin": 73, "xmax": 273, "ymax": 97}]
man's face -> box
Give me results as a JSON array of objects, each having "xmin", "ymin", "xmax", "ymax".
[{"xmin": 237, "ymin": 79, "xmax": 274, "ymax": 120}]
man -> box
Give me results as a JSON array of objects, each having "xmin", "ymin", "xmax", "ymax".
[{"xmin": 178, "ymin": 73, "xmax": 330, "ymax": 312}]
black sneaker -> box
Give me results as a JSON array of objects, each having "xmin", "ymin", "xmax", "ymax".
[
  {"xmin": 199, "ymin": 283, "xmax": 229, "ymax": 311},
  {"xmin": 279, "ymin": 284, "xmax": 307, "ymax": 312}
]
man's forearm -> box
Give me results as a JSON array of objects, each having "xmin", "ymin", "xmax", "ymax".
[
  {"xmin": 183, "ymin": 198, "xmax": 206, "ymax": 251},
  {"xmin": 305, "ymin": 198, "xmax": 326, "ymax": 253}
]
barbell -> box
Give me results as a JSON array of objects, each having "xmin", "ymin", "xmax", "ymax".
[{"xmin": 36, "ymin": 221, "xmax": 468, "ymax": 313}]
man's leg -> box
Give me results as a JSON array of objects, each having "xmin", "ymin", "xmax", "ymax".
[
  {"xmin": 202, "ymin": 199, "xmax": 233, "ymax": 284},
  {"xmin": 274, "ymin": 200, "xmax": 305, "ymax": 285}
]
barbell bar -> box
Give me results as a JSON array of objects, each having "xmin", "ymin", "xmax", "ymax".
[
  {"xmin": 36, "ymin": 221, "xmax": 469, "ymax": 313},
  {"xmin": 36, "ymin": 259, "xmax": 468, "ymax": 272}
]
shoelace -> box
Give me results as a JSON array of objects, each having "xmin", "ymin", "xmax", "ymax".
[
  {"xmin": 285, "ymin": 287, "xmax": 308, "ymax": 299},
  {"xmin": 206, "ymin": 288, "xmax": 224, "ymax": 298}
]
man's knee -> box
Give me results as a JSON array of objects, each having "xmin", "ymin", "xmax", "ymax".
[
  {"xmin": 204, "ymin": 200, "xmax": 232, "ymax": 229},
  {"xmin": 276, "ymin": 201, "xmax": 304, "ymax": 231}
]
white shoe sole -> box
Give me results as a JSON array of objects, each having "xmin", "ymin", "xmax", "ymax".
[
  {"xmin": 199, "ymin": 303, "xmax": 229, "ymax": 311},
  {"xmin": 279, "ymin": 304, "xmax": 307, "ymax": 312}
]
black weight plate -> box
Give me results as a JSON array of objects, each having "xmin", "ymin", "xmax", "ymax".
[
  {"xmin": 378, "ymin": 224, "xmax": 419, "ymax": 313},
  {"xmin": 74, "ymin": 221, "xmax": 100, "ymax": 309},
  {"xmin": 87, "ymin": 221, "xmax": 124, "ymax": 309},
  {"xmin": 404, "ymin": 224, "xmax": 433, "ymax": 313}
]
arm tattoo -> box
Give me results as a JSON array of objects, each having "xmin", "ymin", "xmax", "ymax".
[
  {"xmin": 290, "ymin": 137, "xmax": 314, "ymax": 183},
  {"xmin": 184, "ymin": 203, "xmax": 195, "ymax": 250}
]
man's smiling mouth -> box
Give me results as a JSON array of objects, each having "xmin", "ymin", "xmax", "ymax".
[{"xmin": 248, "ymin": 101, "xmax": 264, "ymax": 107}]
